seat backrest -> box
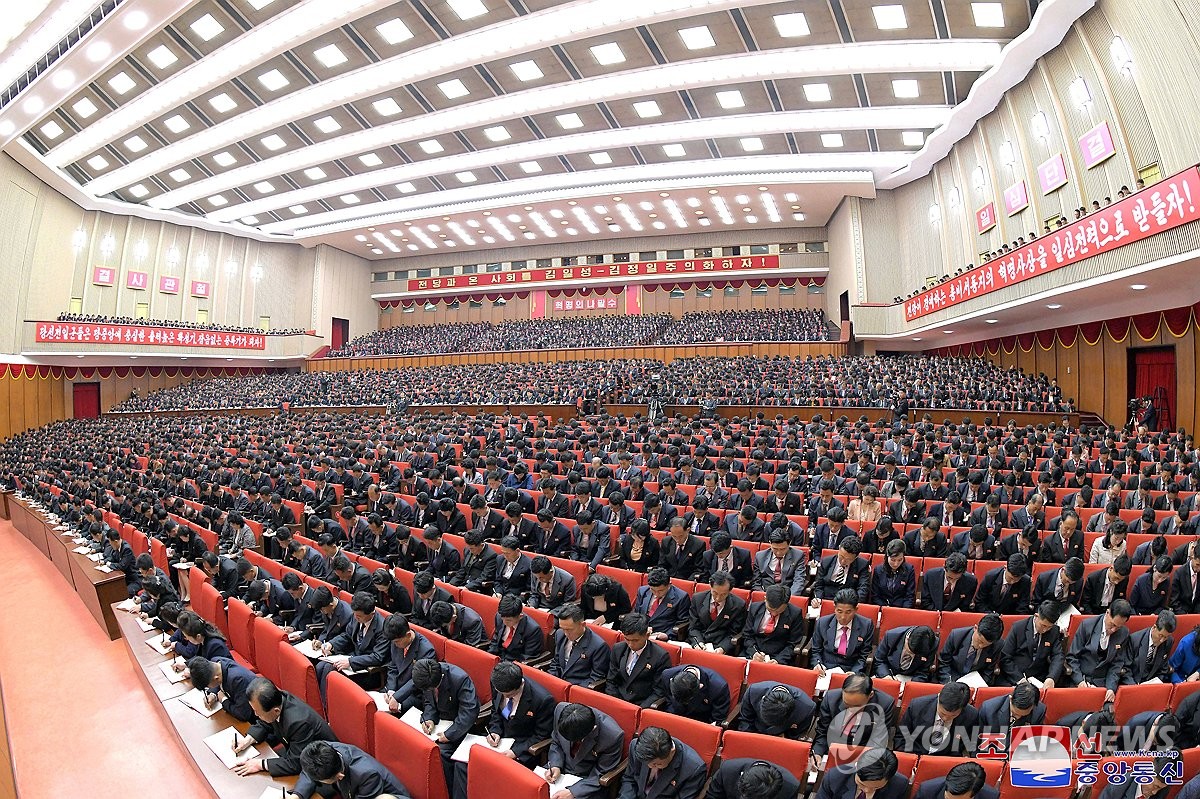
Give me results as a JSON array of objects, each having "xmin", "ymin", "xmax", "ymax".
[
  {"xmin": 1043, "ymin": 686, "xmax": 1109, "ymax": 725},
  {"xmin": 277, "ymin": 639, "xmax": 323, "ymax": 717},
  {"xmin": 225, "ymin": 598, "xmax": 256, "ymax": 668},
  {"xmin": 596, "ymin": 564, "xmax": 644, "ymax": 608},
  {"xmin": 517, "ymin": 663, "xmax": 570, "ymax": 703},
  {"xmin": 636, "ymin": 708, "xmax": 722, "ymax": 764},
  {"xmin": 718, "ymin": 731, "xmax": 811, "ymax": 782},
  {"xmin": 564, "ymin": 686, "xmax": 637, "ymax": 752},
  {"xmin": 466, "ymin": 744, "xmax": 549, "ymax": 799},
  {"xmin": 252, "ymin": 618, "xmax": 286, "ymax": 686},
  {"xmin": 374, "ymin": 711, "xmax": 450, "ymax": 799},
  {"xmin": 326, "ymin": 671, "xmax": 376, "ymax": 755},
  {"xmin": 679, "ymin": 646, "xmax": 748, "ymax": 706},
  {"xmin": 459, "ymin": 591, "xmax": 499, "ymax": 638},
  {"xmin": 899, "ymin": 680, "xmax": 943, "ymax": 714},
  {"xmin": 744, "ymin": 660, "xmax": 817, "ymax": 697},
  {"xmin": 150, "ymin": 537, "xmax": 169, "ymax": 573},
  {"xmin": 444, "ymin": 639, "xmax": 499, "ymax": 706},
  {"xmin": 187, "ymin": 565, "xmax": 208, "ymax": 602},
  {"xmin": 915, "ymin": 755, "xmax": 1004, "ymax": 786},
  {"xmin": 1112, "ymin": 682, "xmax": 1173, "ymax": 725}
]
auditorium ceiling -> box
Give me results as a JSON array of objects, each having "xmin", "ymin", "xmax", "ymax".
[{"xmin": 0, "ymin": 0, "xmax": 1095, "ymax": 259}]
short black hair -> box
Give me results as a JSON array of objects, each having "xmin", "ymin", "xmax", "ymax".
[
  {"xmin": 383, "ymin": 614, "xmax": 411, "ymax": 641},
  {"xmin": 411, "ymin": 659, "xmax": 443, "ymax": 692},
  {"xmin": 620, "ymin": 612, "xmax": 650, "ymax": 637},
  {"xmin": 1011, "ymin": 682, "xmax": 1040, "ymax": 710},
  {"xmin": 977, "ymin": 613, "xmax": 1004, "ymax": 642},
  {"xmin": 757, "ymin": 683, "xmax": 797, "ymax": 727},
  {"xmin": 736, "ymin": 761, "xmax": 784, "ymax": 799},
  {"xmin": 669, "ymin": 667, "xmax": 701, "ymax": 704},
  {"xmin": 943, "ymin": 763, "xmax": 987, "ymax": 797},
  {"xmin": 498, "ymin": 593, "xmax": 523, "ymax": 618},
  {"xmin": 413, "ymin": 570, "xmax": 435, "ymax": 593},
  {"xmin": 557, "ymin": 703, "xmax": 597, "ymax": 742},
  {"xmin": 490, "ymin": 661, "xmax": 523, "ymax": 694},
  {"xmin": 855, "ymin": 748, "xmax": 899, "ymax": 782},
  {"xmin": 350, "ymin": 591, "xmax": 376, "ymax": 614},
  {"xmin": 833, "ymin": 587, "xmax": 859, "ymax": 607},
  {"xmin": 299, "ymin": 741, "xmax": 343, "ymax": 783},
  {"xmin": 187, "ymin": 656, "xmax": 217, "ymax": 688},
  {"xmin": 632, "ymin": 727, "xmax": 673, "ymax": 763},
  {"xmin": 646, "ymin": 567, "xmax": 669, "ymax": 587},
  {"xmin": 938, "ymin": 681, "xmax": 971, "ymax": 712},
  {"xmin": 906, "ymin": 625, "xmax": 937, "ymax": 657},
  {"xmin": 429, "ymin": 600, "xmax": 455, "ymax": 627}
]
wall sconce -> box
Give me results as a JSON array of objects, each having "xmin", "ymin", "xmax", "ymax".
[
  {"xmin": 249, "ymin": 264, "xmax": 264, "ymax": 282},
  {"xmin": 1068, "ymin": 76, "xmax": 1091, "ymax": 108},
  {"xmin": 947, "ymin": 187, "xmax": 961, "ymax": 209},
  {"xmin": 99, "ymin": 233, "xmax": 115, "ymax": 257},
  {"xmin": 1110, "ymin": 36, "xmax": 1133, "ymax": 73},
  {"xmin": 928, "ymin": 203, "xmax": 941, "ymax": 223},
  {"xmin": 225, "ymin": 259, "xmax": 238, "ymax": 275},
  {"xmin": 1031, "ymin": 111, "xmax": 1050, "ymax": 140},
  {"xmin": 194, "ymin": 253, "xmax": 209, "ymax": 272},
  {"xmin": 972, "ymin": 166, "xmax": 986, "ymax": 190},
  {"xmin": 71, "ymin": 228, "xmax": 87, "ymax": 251},
  {"xmin": 133, "ymin": 239, "xmax": 149, "ymax": 261},
  {"xmin": 999, "ymin": 140, "xmax": 1015, "ymax": 166},
  {"xmin": 165, "ymin": 246, "xmax": 180, "ymax": 268}
]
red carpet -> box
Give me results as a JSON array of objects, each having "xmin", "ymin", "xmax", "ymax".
[{"xmin": 0, "ymin": 521, "xmax": 210, "ymax": 797}]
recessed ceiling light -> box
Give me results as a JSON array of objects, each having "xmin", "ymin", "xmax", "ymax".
[
  {"xmin": 258, "ymin": 69, "xmax": 289, "ymax": 91},
  {"xmin": 123, "ymin": 135, "xmax": 147, "ymax": 152},
  {"xmin": 86, "ymin": 40, "xmax": 112, "ymax": 62},
  {"xmin": 803, "ymin": 83, "xmax": 831, "ymax": 102},
  {"xmin": 128, "ymin": 184, "xmax": 149, "ymax": 198},
  {"xmin": 254, "ymin": 181, "xmax": 275, "ymax": 194},
  {"xmin": 208, "ymin": 194, "xmax": 227, "ymax": 206},
  {"xmin": 372, "ymin": 97, "xmax": 402, "ymax": 117},
  {"xmin": 716, "ymin": 90, "xmax": 745, "ymax": 109},
  {"xmin": 1046, "ymin": 303, "xmax": 1062, "ymax": 309},
  {"xmin": 678, "ymin": 26, "xmax": 715, "ymax": 50},
  {"xmin": 208, "ymin": 92, "xmax": 237, "ymax": 113},
  {"xmin": 519, "ymin": 160, "xmax": 542, "ymax": 173},
  {"xmin": 943, "ymin": 330, "xmax": 955, "ymax": 334},
  {"xmin": 821, "ymin": 133, "xmax": 844, "ymax": 148},
  {"xmin": 288, "ymin": 205, "xmax": 308, "ymax": 214},
  {"xmin": 72, "ymin": 98, "xmax": 98, "ymax": 118},
  {"xmin": 633, "ymin": 100, "xmax": 661, "ymax": 118},
  {"xmin": 376, "ymin": 18, "xmax": 413, "ymax": 45},
  {"xmin": 773, "ymin": 12, "xmax": 810, "ymax": 37},
  {"xmin": 86, "ymin": 155, "xmax": 109, "ymax": 170},
  {"xmin": 213, "ymin": 151, "xmax": 236, "ymax": 166},
  {"xmin": 147, "ymin": 45, "xmax": 178, "ymax": 69},
  {"xmin": 912, "ymin": 337, "xmax": 923, "ymax": 342},
  {"xmin": 745, "ymin": 215, "xmax": 758, "ymax": 224},
  {"xmin": 662, "ymin": 143, "xmax": 686, "ymax": 157},
  {"xmin": 240, "ymin": 216, "xmax": 259, "ymax": 225},
  {"xmin": 556, "ymin": 113, "xmax": 584, "ymax": 130},
  {"xmin": 892, "ymin": 79, "xmax": 920, "ymax": 98},
  {"xmin": 792, "ymin": 212, "xmax": 806, "ymax": 221},
  {"xmin": 314, "ymin": 44, "xmax": 347, "ymax": 69},
  {"xmin": 438, "ymin": 78, "xmax": 469, "ymax": 99},
  {"xmin": 1130, "ymin": 284, "xmax": 1148, "ymax": 290},
  {"xmin": 971, "ymin": 2, "xmax": 1005, "ymax": 27},
  {"xmin": 509, "ymin": 60, "xmax": 543, "ymax": 81},
  {"xmin": 190, "ymin": 14, "xmax": 224, "ymax": 41},
  {"xmin": 340, "ymin": 194, "xmax": 360, "ymax": 204},
  {"xmin": 108, "ymin": 72, "xmax": 136, "ymax": 95},
  {"xmin": 740, "ymin": 137, "xmax": 764, "ymax": 152},
  {"xmin": 484, "ymin": 125, "xmax": 510, "ymax": 142},
  {"xmin": 395, "ymin": 181, "xmax": 417, "ymax": 193},
  {"xmin": 169, "ymin": 168, "xmax": 191, "ymax": 182},
  {"xmin": 246, "ymin": 0, "xmax": 274, "ymax": 9},
  {"xmin": 590, "ymin": 42, "xmax": 625, "ymax": 66},
  {"xmin": 123, "ymin": 10, "xmax": 148, "ymax": 30},
  {"xmin": 260, "ymin": 134, "xmax": 286, "ymax": 151},
  {"xmin": 304, "ymin": 166, "xmax": 327, "ymax": 180},
  {"xmin": 51, "ymin": 69, "xmax": 75, "ymax": 89},
  {"xmin": 41, "ymin": 121, "xmax": 64, "ymax": 140},
  {"xmin": 313, "ymin": 116, "xmax": 341, "ymax": 133},
  {"xmin": 902, "ymin": 130, "xmax": 925, "ymax": 146},
  {"xmin": 589, "ymin": 151, "xmax": 613, "ymax": 165},
  {"xmin": 163, "ymin": 114, "xmax": 190, "ymax": 133},
  {"xmin": 419, "ymin": 139, "xmax": 444, "ymax": 154},
  {"xmin": 985, "ymin": 319, "xmax": 999, "ymax": 324},
  {"xmin": 873, "ymin": 5, "xmax": 908, "ymax": 29},
  {"xmin": 358, "ymin": 152, "xmax": 383, "ymax": 166},
  {"xmin": 456, "ymin": 171, "xmax": 477, "ymax": 183},
  {"xmin": 447, "ymin": 0, "xmax": 488, "ymax": 20}
]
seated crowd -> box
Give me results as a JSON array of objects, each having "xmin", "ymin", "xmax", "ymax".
[
  {"xmin": 55, "ymin": 312, "xmax": 306, "ymax": 336},
  {"xmin": 656, "ymin": 309, "xmax": 829, "ymax": 344},
  {"xmin": 109, "ymin": 354, "xmax": 1068, "ymax": 414},
  {"xmin": 7, "ymin": 401, "xmax": 1200, "ymax": 799}
]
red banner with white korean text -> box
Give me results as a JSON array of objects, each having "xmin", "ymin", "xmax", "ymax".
[
  {"xmin": 905, "ymin": 167, "xmax": 1200, "ymax": 321},
  {"xmin": 34, "ymin": 322, "xmax": 267, "ymax": 350}
]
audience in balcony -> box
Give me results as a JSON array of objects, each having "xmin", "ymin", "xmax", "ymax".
[{"xmin": 54, "ymin": 312, "xmax": 305, "ymax": 336}]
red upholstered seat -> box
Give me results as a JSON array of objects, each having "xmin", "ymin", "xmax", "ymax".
[
  {"xmin": 718, "ymin": 731, "xmax": 811, "ymax": 781},
  {"xmin": 518, "ymin": 663, "xmax": 571, "ymax": 703},
  {"xmin": 326, "ymin": 671, "xmax": 376, "ymax": 755},
  {"xmin": 564, "ymin": 686, "xmax": 637, "ymax": 752},
  {"xmin": 225, "ymin": 597, "xmax": 256, "ymax": 669},
  {"xmin": 443, "ymin": 639, "xmax": 499, "ymax": 706},
  {"xmin": 252, "ymin": 617, "xmax": 286, "ymax": 686},
  {"xmin": 278, "ymin": 639, "xmax": 323, "ymax": 717},
  {"xmin": 635, "ymin": 708, "xmax": 722, "ymax": 764},
  {"xmin": 1112, "ymin": 682, "xmax": 1172, "ymax": 725},
  {"xmin": 1042, "ymin": 686, "xmax": 1109, "ymax": 725},
  {"xmin": 915, "ymin": 755, "xmax": 1004, "ymax": 786},
  {"xmin": 374, "ymin": 711, "xmax": 451, "ymax": 799},
  {"xmin": 466, "ymin": 744, "xmax": 549, "ymax": 799}
]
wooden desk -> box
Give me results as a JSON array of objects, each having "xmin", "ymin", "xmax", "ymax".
[
  {"xmin": 113, "ymin": 602, "xmax": 298, "ymax": 799},
  {"xmin": 9, "ymin": 497, "xmax": 126, "ymax": 640},
  {"xmin": 0, "ymin": 489, "xmax": 11, "ymax": 520}
]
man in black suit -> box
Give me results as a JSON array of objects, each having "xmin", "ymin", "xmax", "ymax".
[
  {"xmin": 330, "ymin": 554, "xmax": 373, "ymax": 596},
  {"xmin": 736, "ymin": 681, "xmax": 816, "ymax": 739},
  {"xmin": 904, "ymin": 517, "xmax": 949, "ymax": 558},
  {"xmin": 529, "ymin": 555, "xmax": 577, "ymax": 612},
  {"xmin": 1000, "ymin": 600, "xmax": 1065, "ymax": 688},
  {"xmin": 231, "ymin": 678, "xmax": 337, "ymax": 778},
  {"xmin": 1122, "ymin": 609, "xmax": 1176, "ymax": 685},
  {"xmin": 706, "ymin": 759, "xmax": 801, "ymax": 799},
  {"xmin": 682, "ymin": 496, "xmax": 723, "ymax": 537},
  {"xmin": 812, "ymin": 536, "xmax": 870, "ymax": 602},
  {"xmin": 1032, "ymin": 557, "xmax": 1085, "ymax": 612},
  {"xmin": 1009, "ymin": 494, "xmax": 1046, "ymax": 531},
  {"xmin": 742, "ymin": 584, "xmax": 805, "ymax": 665},
  {"xmin": 810, "ymin": 588, "xmax": 875, "ymax": 675},
  {"xmin": 314, "ymin": 591, "xmax": 390, "ymax": 697},
  {"xmin": 603, "ymin": 492, "xmax": 637, "ymax": 537},
  {"xmin": 968, "ymin": 495, "xmax": 1007, "ymax": 534},
  {"xmin": 703, "ymin": 532, "xmax": 754, "ymax": 589},
  {"xmin": 660, "ymin": 518, "xmax": 707, "ymax": 581},
  {"xmin": 547, "ymin": 603, "xmax": 611, "ymax": 686},
  {"xmin": 429, "ymin": 600, "xmax": 486, "ymax": 648},
  {"xmin": 1170, "ymin": 547, "xmax": 1200, "ymax": 614},
  {"xmin": 412, "ymin": 658, "xmax": 480, "ymax": 794},
  {"xmin": 810, "ymin": 507, "xmax": 856, "ymax": 559},
  {"xmin": 874, "ymin": 625, "xmax": 937, "ymax": 682},
  {"xmin": 764, "ymin": 481, "xmax": 804, "ymax": 516},
  {"xmin": 292, "ymin": 740, "xmax": 407, "ymax": 799},
  {"xmin": 494, "ymin": 536, "xmax": 533, "ymax": 597},
  {"xmin": 197, "ymin": 549, "xmax": 240, "ymax": 598},
  {"xmin": 382, "ymin": 614, "xmax": 437, "ymax": 713},
  {"xmin": 546, "ymin": 703, "xmax": 624, "ymax": 799},
  {"xmin": 465, "ymin": 495, "xmax": 505, "ymax": 541},
  {"xmin": 812, "ymin": 673, "xmax": 897, "ymax": 760},
  {"xmin": 308, "ymin": 585, "xmax": 354, "ymax": 645},
  {"xmin": 532, "ymin": 509, "xmax": 573, "ymax": 558},
  {"xmin": 897, "ymin": 682, "xmax": 978, "ymax": 756},
  {"xmin": 913, "ymin": 763, "xmax": 999, "ymax": 799},
  {"xmin": 974, "ymin": 554, "xmax": 1031, "ymax": 614},
  {"xmin": 392, "ymin": 524, "xmax": 429, "ymax": 572},
  {"xmin": 816, "ymin": 748, "xmax": 907, "ymax": 799},
  {"xmin": 422, "ymin": 526, "xmax": 461, "ymax": 579},
  {"xmin": 920, "ymin": 552, "xmax": 977, "ymax": 611},
  {"xmin": 1066, "ymin": 599, "xmax": 1134, "ymax": 702},
  {"xmin": 188, "ymin": 655, "xmax": 257, "ymax": 722},
  {"xmin": 1041, "ymin": 511, "xmax": 1085, "ymax": 563},
  {"xmin": 661, "ymin": 664, "xmax": 731, "ymax": 725},
  {"xmin": 1081, "ymin": 555, "xmax": 1132, "ymax": 615},
  {"xmin": 754, "ymin": 531, "xmax": 809, "ymax": 596},
  {"xmin": 888, "ymin": 489, "xmax": 927, "ymax": 526},
  {"xmin": 978, "ymin": 682, "xmax": 1045, "ymax": 736},
  {"xmin": 606, "ymin": 613, "xmax": 670, "ymax": 708},
  {"xmin": 687, "ymin": 571, "xmax": 747, "ymax": 654},
  {"xmin": 536, "ymin": 478, "xmax": 570, "ymax": 518},
  {"xmin": 570, "ymin": 513, "xmax": 611, "ymax": 573},
  {"xmin": 929, "ymin": 493, "xmax": 969, "ymax": 530},
  {"xmin": 937, "ymin": 613, "xmax": 1004, "ymax": 685},
  {"xmin": 490, "ymin": 594, "xmax": 545, "ymax": 662},
  {"xmin": 448, "ymin": 529, "xmax": 499, "ymax": 592},
  {"xmin": 617, "ymin": 726, "xmax": 707, "ymax": 799}
]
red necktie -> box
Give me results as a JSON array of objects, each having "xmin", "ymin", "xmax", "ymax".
[
  {"xmin": 837, "ymin": 625, "xmax": 850, "ymax": 655},
  {"xmin": 502, "ymin": 625, "xmax": 514, "ymax": 647},
  {"xmin": 710, "ymin": 601, "xmax": 720, "ymax": 620},
  {"xmin": 648, "ymin": 597, "xmax": 660, "ymax": 616},
  {"xmin": 763, "ymin": 612, "xmax": 777, "ymax": 634}
]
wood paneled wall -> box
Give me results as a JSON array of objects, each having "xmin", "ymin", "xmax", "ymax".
[{"xmin": 0, "ymin": 371, "xmax": 68, "ymax": 442}]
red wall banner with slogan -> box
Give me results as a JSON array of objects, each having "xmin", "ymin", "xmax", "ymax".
[{"xmin": 35, "ymin": 322, "xmax": 267, "ymax": 350}]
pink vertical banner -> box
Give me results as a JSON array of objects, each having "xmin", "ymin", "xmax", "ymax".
[
  {"xmin": 159, "ymin": 275, "xmax": 180, "ymax": 294},
  {"xmin": 624, "ymin": 285, "xmax": 642, "ymax": 315},
  {"xmin": 92, "ymin": 266, "xmax": 115, "ymax": 286},
  {"xmin": 190, "ymin": 281, "xmax": 210, "ymax": 298},
  {"xmin": 126, "ymin": 270, "xmax": 148, "ymax": 290},
  {"xmin": 530, "ymin": 290, "xmax": 547, "ymax": 319},
  {"xmin": 1078, "ymin": 121, "xmax": 1116, "ymax": 168},
  {"xmin": 975, "ymin": 202, "xmax": 997, "ymax": 233},
  {"xmin": 1003, "ymin": 181, "xmax": 1029, "ymax": 215},
  {"xmin": 1038, "ymin": 153, "xmax": 1068, "ymax": 194}
]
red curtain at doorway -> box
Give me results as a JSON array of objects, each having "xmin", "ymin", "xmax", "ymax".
[{"xmin": 1133, "ymin": 348, "xmax": 1176, "ymax": 427}]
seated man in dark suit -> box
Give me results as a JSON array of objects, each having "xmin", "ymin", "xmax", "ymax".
[
  {"xmin": 448, "ymin": 529, "xmax": 499, "ymax": 592},
  {"xmin": 1096, "ymin": 756, "xmax": 1177, "ymax": 799},
  {"xmin": 952, "ymin": 525, "xmax": 997, "ymax": 561},
  {"xmin": 998, "ymin": 525, "xmax": 1041, "ymax": 564},
  {"xmin": 291, "ymin": 740, "xmax": 408, "ymax": 799},
  {"xmin": 1081, "ymin": 555, "xmax": 1132, "ymax": 616},
  {"xmin": 736, "ymin": 681, "xmax": 816, "ymax": 739},
  {"xmin": 660, "ymin": 517, "xmax": 707, "ymax": 581},
  {"xmin": 920, "ymin": 552, "xmax": 977, "ymax": 611},
  {"xmin": 913, "ymin": 762, "xmax": 999, "ymax": 799},
  {"xmin": 874, "ymin": 624, "xmax": 937, "ymax": 682},
  {"xmin": 570, "ymin": 512, "xmax": 611, "ymax": 573},
  {"xmin": 1000, "ymin": 600, "xmax": 1065, "ymax": 688},
  {"xmin": 631, "ymin": 567, "xmax": 689, "ymax": 639},
  {"xmin": 816, "ymin": 748, "xmax": 906, "ymax": 799},
  {"xmin": 315, "ymin": 591, "xmax": 390, "ymax": 698},
  {"xmin": 187, "ymin": 655, "xmax": 257, "ymax": 722},
  {"xmin": 1066, "ymin": 599, "xmax": 1134, "ymax": 702},
  {"xmin": 753, "ymin": 530, "xmax": 808, "ymax": 595},
  {"xmin": 606, "ymin": 612, "xmax": 670, "ymax": 708},
  {"xmin": 703, "ymin": 531, "xmax": 754, "ymax": 589},
  {"xmin": 1031, "ymin": 557, "xmax": 1086, "ymax": 612},
  {"xmin": 547, "ymin": 603, "xmax": 611, "ymax": 686},
  {"xmin": 687, "ymin": 571, "xmax": 747, "ymax": 654},
  {"xmin": 705, "ymin": 759, "xmax": 801, "ymax": 799},
  {"xmin": 938, "ymin": 612, "xmax": 1004, "ymax": 685},
  {"xmin": 1122, "ymin": 609, "xmax": 1176, "ymax": 685},
  {"xmin": 230, "ymin": 677, "xmax": 337, "ymax": 778},
  {"xmin": 812, "ymin": 536, "xmax": 870, "ymax": 602},
  {"xmin": 490, "ymin": 594, "xmax": 545, "ymax": 662},
  {"xmin": 493, "ymin": 536, "xmax": 533, "ymax": 598},
  {"xmin": 331, "ymin": 554, "xmax": 373, "ymax": 596},
  {"xmin": 974, "ymin": 553, "xmax": 1031, "ymax": 614},
  {"xmin": 545, "ymin": 702, "xmax": 624, "ymax": 799},
  {"xmin": 617, "ymin": 726, "xmax": 707, "ymax": 799},
  {"xmin": 811, "ymin": 588, "xmax": 875, "ymax": 676},
  {"xmin": 904, "ymin": 517, "xmax": 949, "ymax": 558},
  {"xmin": 529, "ymin": 555, "xmax": 578, "ymax": 612},
  {"xmin": 897, "ymin": 681, "xmax": 978, "ymax": 756},
  {"xmin": 531, "ymin": 509, "xmax": 573, "ymax": 558},
  {"xmin": 308, "ymin": 585, "xmax": 355, "ymax": 646},
  {"xmin": 811, "ymin": 673, "xmax": 897, "ymax": 763},
  {"xmin": 382, "ymin": 614, "xmax": 437, "ymax": 713},
  {"xmin": 422, "ymin": 526, "xmax": 462, "ymax": 579},
  {"xmin": 741, "ymin": 584, "xmax": 805, "ymax": 665},
  {"xmin": 810, "ymin": 507, "xmax": 855, "ymax": 559},
  {"xmin": 428, "ymin": 599, "xmax": 487, "ymax": 648},
  {"xmin": 978, "ymin": 682, "xmax": 1045, "ymax": 736},
  {"xmin": 412, "ymin": 658, "xmax": 479, "ymax": 795},
  {"xmin": 1042, "ymin": 510, "xmax": 1085, "ymax": 563},
  {"xmin": 1170, "ymin": 546, "xmax": 1200, "ymax": 614},
  {"xmin": 660, "ymin": 664, "xmax": 731, "ymax": 725}
]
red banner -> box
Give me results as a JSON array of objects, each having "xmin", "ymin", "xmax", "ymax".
[
  {"xmin": 976, "ymin": 202, "xmax": 997, "ymax": 233},
  {"xmin": 92, "ymin": 266, "xmax": 115, "ymax": 286},
  {"xmin": 407, "ymin": 254, "xmax": 779, "ymax": 292},
  {"xmin": 159, "ymin": 276, "xmax": 181, "ymax": 294},
  {"xmin": 191, "ymin": 280, "xmax": 211, "ymax": 298},
  {"xmin": 905, "ymin": 167, "xmax": 1200, "ymax": 321},
  {"xmin": 550, "ymin": 293, "xmax": 621, "ymax": 313},
  {"xmin": 34, "ymin": 322, "xmax": 267, "ymax": 350}
]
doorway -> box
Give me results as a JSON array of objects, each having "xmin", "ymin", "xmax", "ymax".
[
  {"xmin": 72, "ymin": 383, "xmax": 100, "ymax": 419},
  {"xmin": 1127, "ymin": 346, "xmax": 1176, "ymax": 431},
  {"xmin": 331, "ymin": 317, "xmax": 349, "ymax": 350}
]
